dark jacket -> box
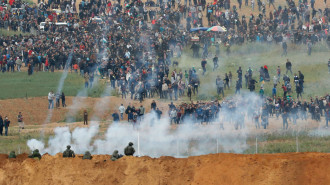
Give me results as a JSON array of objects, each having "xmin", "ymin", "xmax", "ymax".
[
  {"xmin": 4, "ymin": 120, "xmax": 10, "ymax": 128},
  {"xmin": 124, "ymin": 145, "xmax": 135, "ymax": 156}
]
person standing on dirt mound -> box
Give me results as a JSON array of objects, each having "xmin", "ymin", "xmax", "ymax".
[
  {"xmin": 63, "ymin": 145, "xmax": 75, "ymax": 158},
  {"xmin": 124, "ymin": 142, "xmax": 135, "ymax": 156}
]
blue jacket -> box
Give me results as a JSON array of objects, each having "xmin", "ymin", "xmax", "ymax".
[{"xmin": 272, "ymin": 88, "xmax": 277, "ymax": 95}]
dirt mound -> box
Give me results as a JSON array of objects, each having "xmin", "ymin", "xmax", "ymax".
[{"xmin": 0, "ymin": 152, "xmax": 329, "ymax": 185}]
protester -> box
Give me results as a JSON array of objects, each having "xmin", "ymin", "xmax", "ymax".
[
  {"xmin": 61, "ymin": 92, "xmax": 66, "ymax": 107},
  {"xmin": 0, "ymin": 115, "xmax": 3, "ymax": 136},
  {"xmin": 286, "ymin": 59, "xmax": 292, "ymax": 75},
  {"xmin": 17, "ymin": 112, "xmax": 24, "ymax": 131},
  {"xmin": 119, "ymin": 104, "xmax": 125, "ymax": 120},
  {"xmin": 83, "ymin": 110, "xmax": 88, "ymax": 125},
  {"xmin": 48, "ymin": 91, "xmax": 55, "ymax": 109},
  {"xmin": 112, "ymin": 111, "xmax": 120, "ymax": 122},
  {"xmin": 4, "ymin": 116, "xmax": 10, "ymax": 136}
]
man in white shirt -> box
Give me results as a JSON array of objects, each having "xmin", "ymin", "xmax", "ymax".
[
  {"xmin": 170, "ymin": 109, "xmax": 177, "ymax": 124},
  {"xmin": 119, "ymin": 104, "xmax": 125, "ymax": 120},
  {"xmin": 48, "ymin": 91, "xmax": 55, "ymax": 109}
]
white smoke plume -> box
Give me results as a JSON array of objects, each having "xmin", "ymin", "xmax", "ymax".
[
  {"xmin": 28, "ymin": 93, "xmax": 262, "ymax": 157},
  {"xmin": 65, "ymin": 87, "xmax": 88, "ymax": 123},
  {"xmin": 90, "ymin": 84, "xmax": 113, "ymax": 121}
]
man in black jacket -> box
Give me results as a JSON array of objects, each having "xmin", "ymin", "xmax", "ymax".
[
  {"xmin": 4, "ymin": 116, "xmax": 10, "ymax": 136},
  {"xmin": 0, "ymin": 115, "xmax": 3, "ymax": 136},
  {"xmin": 286, "ymin": 59, "xmax": 292, "ymax": 75}
]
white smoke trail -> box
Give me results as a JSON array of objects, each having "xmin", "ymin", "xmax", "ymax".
[{"xmin": 40, "ymin": 47, "xmax": 75, "ymax": 137}]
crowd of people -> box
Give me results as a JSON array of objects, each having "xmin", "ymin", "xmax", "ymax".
[
  {"xmin": 0, "ymin": 0, "xmax": 329, "ymax": 131},
  {"xmin": 0, "ymin": 0, "xmax": 328, "ymax": 100},
  {"xmin": 113, "ymin": 93, "xmax": 330, "ymax": 129}
]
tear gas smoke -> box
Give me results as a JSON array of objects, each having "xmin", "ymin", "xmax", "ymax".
[
  {"xmin": 40, "ymin": 47, "xmax": 75, "ymax": 137},
  {"xmin": 90, "ymin": 84, "xmax": 112, "ymax": 121},
  {"xmin": 28, "ymin": 93, "xmax": 263, "ymax": 157},
  {"xmin": 65, "ymin": 87, "xmax": 88, "ymax": 123}
]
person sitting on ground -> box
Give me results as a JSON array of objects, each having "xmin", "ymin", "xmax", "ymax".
[
  {"xmin": 82, "ymin": 151, "xmax": 92, "ymax": 160},
  {"xmin": 63, "ymin": 145, "xmax": 75, "ymax": 158},
  {"xmin": 124, "ymin": 142, "xmax": 135, "ymax": 156},
  {"xmin": 28, "ymin": 149, "xmax": 42, "ymax": 159},
  {"xmin": 111, "ymin": 150, "xmax": 123, "ymax": 161},
  {"xmin": 8, "ymin": 151, "xmax": 16, "ymax": 158}
]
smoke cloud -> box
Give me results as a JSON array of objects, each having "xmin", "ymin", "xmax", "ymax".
[{"xmin": 28, "ymin": 93, "xmax": 263, "ymax": 157}]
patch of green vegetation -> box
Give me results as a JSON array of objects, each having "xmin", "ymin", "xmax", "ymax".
[
  {"xmin": 0, "ymin": 72, "xmax": 82, "ymax": 99},
  {"xmin": 0, "ymin": 29, "xmax": 32, "ymax": 36},
  {"xmin": 244, "ymin": 132, "xmax": 330, "ymax": 154},
  {"xmin": 0, "ymin": 72, "xmax": 111, "ymax": 99}
]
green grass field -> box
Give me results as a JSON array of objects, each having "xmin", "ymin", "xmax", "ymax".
[
  {"xmin": 0, "ymin": 72, "xmax": 109, "ymax": 99},
  {"xmin": 0, "ymin": 43, "xmax": 328, "ymax": 100}
]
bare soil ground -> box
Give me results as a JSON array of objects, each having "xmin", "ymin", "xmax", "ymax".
[
  {"xmin": 0, "ymin": 96, "xmax": 172, "ymax": 125},
  {"xmin": 1, "ymin": 152, "xmax": 330, "ymax": 185},
  {"xmin": 0, "ymin": 95, "xmax": 324, "ymax": 131}
]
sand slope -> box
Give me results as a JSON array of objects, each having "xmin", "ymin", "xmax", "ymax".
[{"xmin": 1, "ymin": 152, "xmax": 330, "ymax": 185}]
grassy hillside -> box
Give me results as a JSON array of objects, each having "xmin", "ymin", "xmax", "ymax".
[
  {"xmin": 0, "ymin": 72, "xmax": 107, "ymax": 99},
  {"xmin": 173, "ymin": 42, "xmax": 330, "ymax": 101}
]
